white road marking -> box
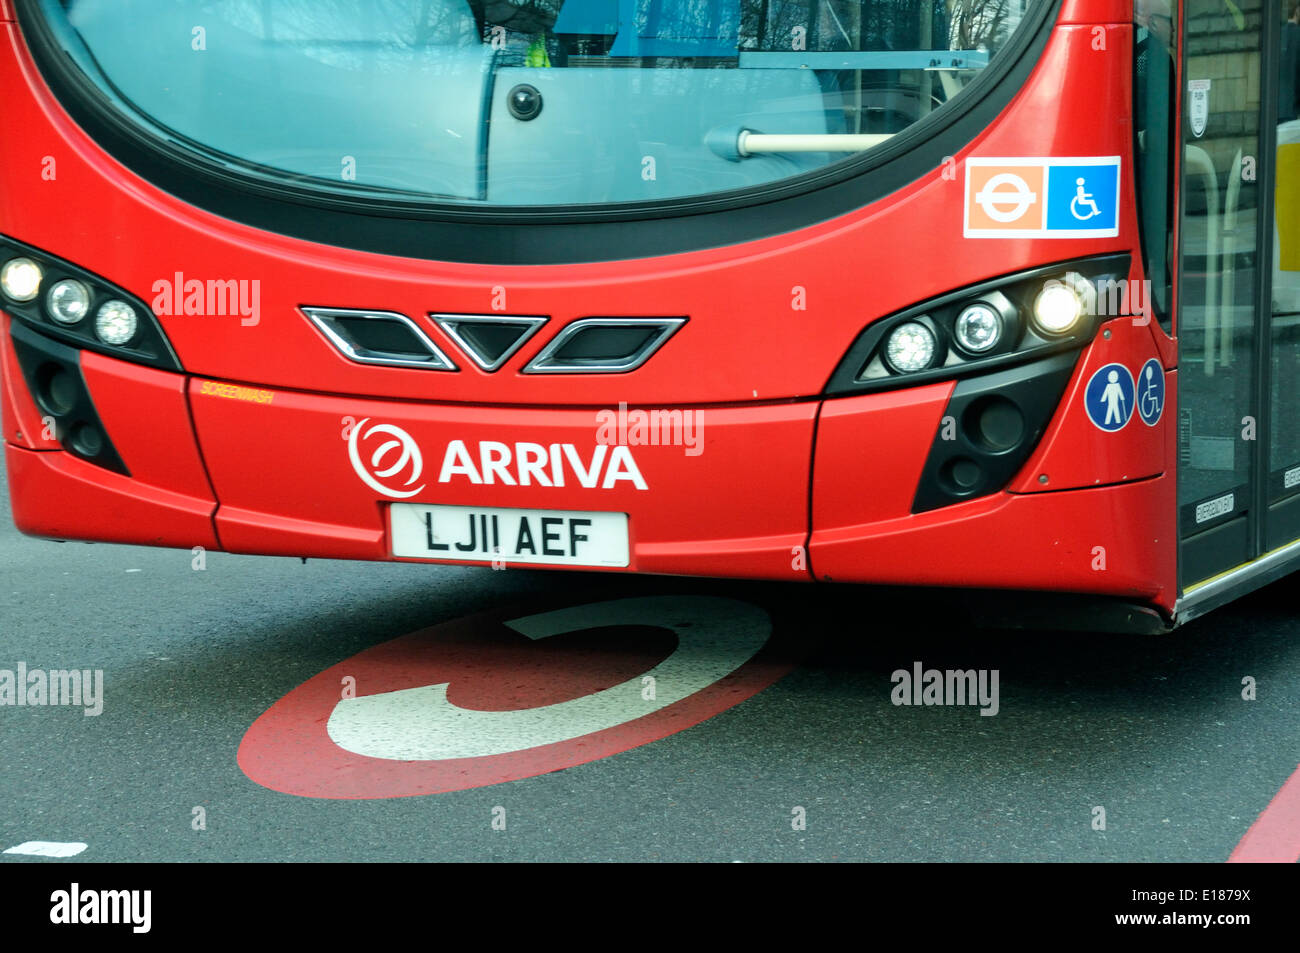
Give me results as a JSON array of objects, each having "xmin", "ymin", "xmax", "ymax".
[
  {"xmin": 4, "ymin": 841, "xmax": 87, "ymax": 857},
  {"xmin": 326, "ymin": 595, "xmax": 771, "ymax": 761}
]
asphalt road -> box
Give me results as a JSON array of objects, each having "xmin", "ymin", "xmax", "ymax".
[{"xmin": 1, "ymin": 450, "xmax": 1297, "ymax": 862}]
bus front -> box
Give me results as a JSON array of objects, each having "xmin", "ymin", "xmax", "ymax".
[{"xmin": 0, "ymin": 0, "xmax": 1178, "ymax": 624}]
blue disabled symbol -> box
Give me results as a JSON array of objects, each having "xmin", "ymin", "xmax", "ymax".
[
  {"xmin": 1084, "ymin": 363, "xmax": 1135, "ymax": 432},
  {"xmin": 1136, "ymin": 359, "xmax": 1165, "ymax": 426},
  {"xmin": 1046, "ymin": 161, "xmax": 1121, "ymax": 232}
]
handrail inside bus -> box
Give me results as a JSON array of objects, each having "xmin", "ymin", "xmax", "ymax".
[
  {"xmin": 736, "ymin": 132, "xmax": 895, "ymax": 157},
  {"xmin": 736, "ymin": 51, "xmax": 990, "ymax": 71},
  {"xmin": 1221, "ymin": 147, "xmax": 1243, "ymax": 369},
  {"xmin": 1185, "ymin": 144, "xmax": 1220, "ymax": 377}
]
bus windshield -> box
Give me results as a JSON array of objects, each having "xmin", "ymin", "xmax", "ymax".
[{"xmin": 41, "ymin": 0, "xmax": 1045, "ymax": 206}]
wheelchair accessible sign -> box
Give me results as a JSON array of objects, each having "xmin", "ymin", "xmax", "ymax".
[
  {"xmin": 964, "ymin": 157, "xmax": 1121, "ymax": 238},
  {"xmin": 1083, "ymin": 359, "xmax": 1164, "ymax": 432}
]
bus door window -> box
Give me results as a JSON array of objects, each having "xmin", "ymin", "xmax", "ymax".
[
  {"xmin": 1268, "ymin": 1, "xmax": 1300, "ymax": 543},
  {"xmin": 1134, "ymin": 0, "xmax": 1176, "ymax": 330},
  {"xmin": 1177, "ymin": 0, "xmax": 1264, "ymax": 582}
]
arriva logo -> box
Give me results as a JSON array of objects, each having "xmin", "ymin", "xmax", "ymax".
[
  {"xmin": 348, "ymin": 418, "xmax": 426, "ymax": 499},
  {"xmin": 347, "ymin": 422, "xmax": 648, "ymax": 497}
]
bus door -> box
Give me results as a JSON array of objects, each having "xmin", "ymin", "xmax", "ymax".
[
  {"xmin": 1265, "ymin": 3, "xmax": 1300, "ymax": 558},
  {"xmin": 1178, "ymin": 0, "xmax": 1300, "ymax": 587}
]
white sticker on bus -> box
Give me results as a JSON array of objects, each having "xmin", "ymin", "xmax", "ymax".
[
  {"xmin": 964, "ymin": 157, "xmax": 1121, "ymax": 239},
  {"xmin": 1195, "ymin": 493, "xmax": 1235, "ymax": 524}
]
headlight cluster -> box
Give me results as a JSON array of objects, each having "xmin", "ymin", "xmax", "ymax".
[
  {"xmin": 0, "ymin": 236, "xmax": 179, "ymax": 371},
  {"xmin": 825, "ymin": 255, "xmax": 1128, "ymax": 395},
  {"xmin": 2, "ymin": 257, "xmax": 137, "ymax": 343}
]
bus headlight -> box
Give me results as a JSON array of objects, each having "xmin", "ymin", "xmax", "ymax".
[
  {"xmin": 1032, "ymin": 280, "xmax": 1086, "ymax": 335},
  {"xmin": 2, "ymin": 257, "xmax": 44, "ymax": 302},
  {"xmin": 827, "ymin": 254, "xmax": 1128, "ymax": 395},
  {"xmin": 0, "ymin": 235, "xmax": 181, "ymax": 371},
  {"xmin": 95, "ymin": 300, "xmax": 138, "ymax": 345},
  {"xmin": 47, "ymin": 279, "xmax": 92, "ymax": 325},
  {"xmin": 884, "ymin": 321, "xmax": 939, "ymax": 373},
  {"xmin": 954, "ymin": 303, "xmax": 1002, "ymax": 354}
]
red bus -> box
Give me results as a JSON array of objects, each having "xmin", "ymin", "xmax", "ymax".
[{"xmin": 0, "ymin": 0, "xmax": 1291, "ymax": 632}]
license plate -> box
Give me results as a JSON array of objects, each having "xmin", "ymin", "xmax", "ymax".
[{"xmin": 390, "ymin": 503, "xmax": 629, "ymax": 567}]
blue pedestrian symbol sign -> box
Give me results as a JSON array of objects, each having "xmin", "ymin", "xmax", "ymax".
[
  {"xmin": 1084, "ymin": 363, "xmax": 1135, "ymax": 432},
  {"xmin": 1045, "ymin": 160, "xmax": 1121, "ymax": 235},
  {"xmin": 1136, "ymin": 358, "xmax": 1165, "ymax": 426}
]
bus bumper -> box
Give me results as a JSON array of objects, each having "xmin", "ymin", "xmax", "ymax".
[
  {"xmin": 2, "ymin": 320, "xmax": 1175, "ymax": 609},
  {"xmin": 184, "ymin": 379, "xmax": 816, "ymax": 579}
]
